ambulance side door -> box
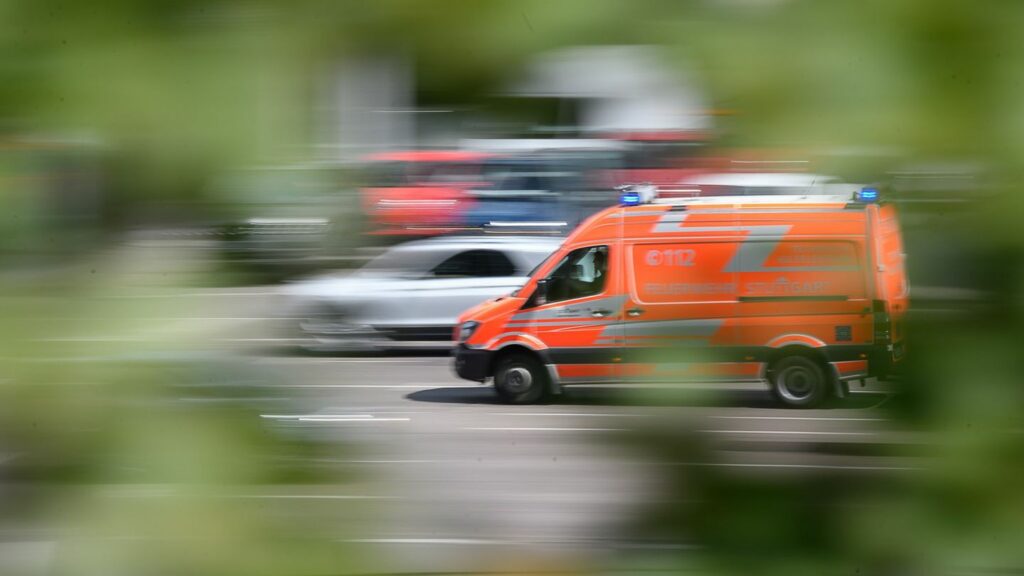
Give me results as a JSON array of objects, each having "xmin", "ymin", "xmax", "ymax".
[{"xmin": 622, "ymin": 240, "xmax": 740, "ymax": 381}]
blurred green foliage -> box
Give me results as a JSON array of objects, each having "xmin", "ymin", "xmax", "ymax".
[
  {"xmin": 4, "ymin": 0, "xmax": 1024, "ymax": 234},
  {"xmin": 2, "ymin": 1, "xmax": 1024, "ymax": 574}
]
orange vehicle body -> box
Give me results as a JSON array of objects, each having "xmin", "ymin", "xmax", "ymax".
[{"xmin": 453, "ymin": 194, "xmax": 908, "ymax": 400}]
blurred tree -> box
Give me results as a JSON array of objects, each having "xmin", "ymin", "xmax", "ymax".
[{"xmin": 3, "ymin": 1, "xmax": 1024, "ymax": 573}]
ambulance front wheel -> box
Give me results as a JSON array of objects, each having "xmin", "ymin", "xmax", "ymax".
[
  {"xmin": 769, "ymin": 355, "xmax": 830, "ymax": 408},
  {"xmin": 494, "ymin": 352, "xmax": 548, "ymax": 404}
]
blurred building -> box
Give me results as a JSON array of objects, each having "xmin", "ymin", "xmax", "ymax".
[
  {"xmin": 316, "ymin": 54, "xmax": 416, "ymax": 160},
  {"xmin": 507, "ymin": 45, "xmax": 711, "ymax": 136},
  {"xmin": 314, "ymin": 45, "xmax": 711, "ymax": 160}
]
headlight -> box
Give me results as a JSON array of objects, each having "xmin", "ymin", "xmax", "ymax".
[{"xmin": 458, "ymin": 321, "xmax": 480, "ymax": 343}]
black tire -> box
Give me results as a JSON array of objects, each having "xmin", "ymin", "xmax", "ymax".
[
  {"xmin": 494, "ymin": 352, "xmax": 548, "ymax": 404},
  {"xmin": 769, "ymin": 355, "xmax": 831, "ymax": 408}
]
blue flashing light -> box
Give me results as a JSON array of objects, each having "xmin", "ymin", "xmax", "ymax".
[
  {"xmin": 620, "ymin": 191, "xmax": 642, "ymax": 206},
  {"xmin": 856, "ymin": 187, "xmax": 880, "ymax": 203}
]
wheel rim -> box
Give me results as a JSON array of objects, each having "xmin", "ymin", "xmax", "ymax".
[
  {"xmin": 777, "ymin": 365, "xmax": 819, "ymax": 402},
  {"xmin": 504, "ymin": 366, "xmax": 533, "ymax": 393}
]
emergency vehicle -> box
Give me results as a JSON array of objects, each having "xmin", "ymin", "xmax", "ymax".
[{"xmin": 453, "ymin": 185, "xmax": 907, "ymax": 407}]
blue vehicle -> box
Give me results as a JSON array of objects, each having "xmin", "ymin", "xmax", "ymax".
[{"xmin": 462, "ymin": 152, "xmax": 622, "ymax": 233}]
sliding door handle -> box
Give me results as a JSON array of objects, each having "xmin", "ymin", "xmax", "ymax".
[{"xmin": 626, "ymin": 307, "xmax": 646, "ymax": 317}]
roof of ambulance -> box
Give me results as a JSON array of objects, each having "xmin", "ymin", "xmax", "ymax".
[
  {"xmin": 652, "ymin": 193, "xmax": 856, "ymax": 207},
  {"xmin": 564, "ymin": 193, "xmax": 867, "ymax": 244}
]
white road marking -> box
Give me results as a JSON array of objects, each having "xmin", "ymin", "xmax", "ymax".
[
  {"xmin": 277, "ymin": 384, "xmax": 476, "ymax": 389},
  {"xmin": 233, "ymin": 494, "xmax": 395, "ymax": 500},
  {"xmin": 487, "ymin": 221, "xmax": 568, "ymax": 227},
  {"xmin": 681, "ymin": 462, "xmax": 920, "ymax": 471},
  {"xmin": 299, "ymin": 417, "xmax": 410, "ymax": 422},
  {"xmin": 261, "ymin": 414, "xmax": 375, "ymax": 420},
  {"xmin": 255, "ymin": 358, "xmax": 448, "ymax": 364},
  {"xmin": 260, "ymin": 414, "xmax": 410, "ymax": 423},
  {"xmin": 346, "ymin": 538, "xmax": 504, "ymax": 545},
  {"xmin": 220, "ymin": 338, "xmax": 309, "ymax": 342},
  {"xmin": 570, "ymin": 382, "xmax": 765, "ymax": 390},
  {"xmin": 338, "ymin": 460, "xmax": 440, "ymax": 464},
  {"xmin": 700, "ymin": 429, "xmax": 879, "ymax": 436},
  {"xmin": 399, "ymin": 382, "xmax": 479, "ymax": 387},
  {"xmin": 710, "ymin": 415, "xmax": 887, "ymax": 422},
  {"xmin": 487, "ymin": 412, "xmax": 640, "ymax": 418},
  {"xmin": 463, "ymin": 427, "xmax": 626, "ymax": 432}
]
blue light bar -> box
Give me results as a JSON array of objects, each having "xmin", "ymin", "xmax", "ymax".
[
  {"xmin": 855, "ymin": 187, "xmax": 879, "ymax": 203},
  {"xmin": 619, "ymin": 190, "xmax": 642, "ymax": 206},
  {"xmin": 617, "ymin": 183, "xmax": 658, "ymax": 206}
]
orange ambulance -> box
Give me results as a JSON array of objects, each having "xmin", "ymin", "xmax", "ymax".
[{"xmin": 453, "ymin": 185, "xmax": 907, "ymax": 407}]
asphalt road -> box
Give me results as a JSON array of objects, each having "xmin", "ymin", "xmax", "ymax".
[
  {"xmin": 236, "ymin": 347, "xmax": 911, "ymax": 573},
  {"xmin": 6, "ymin": 281, "xmax": 920, "ymax": 575}
]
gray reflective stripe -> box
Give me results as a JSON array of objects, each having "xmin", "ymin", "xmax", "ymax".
[
  {"xmin": 652, "ymin": 213, "xmax": 860, "ymax": 273},
  {"xmin": 724, "ymin": 225, "xmax": 791, "ymax": 275},
  {"xmin": 724, "ymin": 239, "xmax": 860, "ymax": 272},
  {"xmin": 603, "ymin": 318, "xmax": 723, "ymax": 339},
  {"xmin": 511, "ymin": 295, "xmax": 627, "ymax": 321},
  {"xmin": 506, "ymin": 319, "xmax": 614, "ymax": 327},
  {"xmin": 594, "ymin": 338, "xmax": 710, "ymax": 346},
  {"xmin": 652, "ymin": 212, "xmax": 691, "ymax": 233}
]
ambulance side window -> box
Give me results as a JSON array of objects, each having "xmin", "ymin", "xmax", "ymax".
[{"xmin": 539, "ymin": 245, "xmax": 609, "ymax": 305}]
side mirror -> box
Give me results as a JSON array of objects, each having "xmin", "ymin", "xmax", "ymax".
[
  {"xmin": 531, "ymin": 278, "xmax": 550, "ymax": 307},
  {"xmin": 535, "ymin": 278, "xmax": 550, "ymax": 296}
]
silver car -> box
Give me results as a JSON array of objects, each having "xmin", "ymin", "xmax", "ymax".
[{"xmin": 283, "ymin": 236, "xmax": 560, "ymax": 351}]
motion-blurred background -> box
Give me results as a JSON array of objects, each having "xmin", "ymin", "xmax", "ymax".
[{"xmin": 1, "ymin": 1, "xmax": 1022, "ymax": 574}]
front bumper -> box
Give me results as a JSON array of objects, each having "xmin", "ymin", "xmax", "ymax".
[{"xmin": 453, "ymin": 345, "xmax": 493, "ymax": 382}]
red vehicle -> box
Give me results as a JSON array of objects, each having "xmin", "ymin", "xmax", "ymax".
[{"xmin": 361, "ymin": 150, "xmax": 493, "ymax": 235}]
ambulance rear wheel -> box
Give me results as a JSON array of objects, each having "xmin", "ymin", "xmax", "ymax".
[
  {"xmin": 494, "ymin": 352, "xmax": 548, "ymax": 404},
  {"xmin": 769, "ymin": 355, "xmax": 829, "ymax": 408}
]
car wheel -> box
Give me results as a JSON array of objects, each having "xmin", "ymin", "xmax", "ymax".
[
  {"xmin": 769, "ymin": 355, "xmax": 830, "ymax": 408},
  {"xmin": 494, "ymin": 352, "xmax": 548, "ymax": 404}
]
